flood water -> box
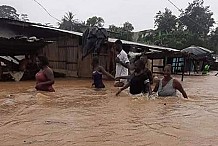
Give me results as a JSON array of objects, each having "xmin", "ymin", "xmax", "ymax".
[{"xmin": 0, "ymin": 73, "xmax": 218, "ymax": 146}]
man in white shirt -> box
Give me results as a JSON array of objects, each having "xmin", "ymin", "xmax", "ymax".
[{"xmin": 114, "ymin": 40, "xmax": 130, "ymax": 87}]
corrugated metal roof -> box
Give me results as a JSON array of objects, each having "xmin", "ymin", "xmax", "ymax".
[
  {"xmin": 31, "ymin": 24, "xmax": 83, "ymax": 37},
  {"xmin": 108, "ymin": 38, "xmax": 179, "ymax": 52},
  {"xmin": 0, "ymin": 18, "xmax": 179, "ymax": 53},
  {"xmin": 0, "ymin": 56, "xmax": 19, "ymax": 64},
  {"xmin": 0, "ymin": 37, "xmax": 51, "ymax": 56},
  {"xmin": 29, "ymin": 24, "xmax": 178, "ymax": 53}
]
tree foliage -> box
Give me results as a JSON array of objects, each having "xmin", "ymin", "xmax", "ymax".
[
  {"xmin": 179, "ymin": 0, "xmax": 214, "ymax": 36},
  {"xmin": 123, "ymin": 22, "xmax": 134, "ymax": 32},
  {"xmin": 58, "ymin": 11, "xmax": 76, "ymax": 30},
  {"xmin": 58, "ymin": 11, "xmax": 86, "ymax": 32},
  {"xmin": 86, "ymin": 16, "xmax": 104, "ymax": 27},
  {"xmin": 108, "ymin": 22, "xmax": 134, "ymax": 41},
  {"xmin": 208, "ymin": 28, "xmax": 218, "ymax": 52},
  {"xmin": 155, "ymin": 8, "xmax": 178, "ymax": 33},
  {"xmin": 139, "ymin": 0, "xmax": 217, "ymax": 52},
  {"xmin": 0, "ymin": 5, "xmax": 19, "ymax": 20},
  {"xmin": 0, "ymin": 5, "xmax": 29, "ymax": 22},
  {"xmin": 20, "ymin": 14, "xmax": 29, "ymax": 22}
]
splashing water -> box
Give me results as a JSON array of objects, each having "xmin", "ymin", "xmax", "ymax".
[{"xmin": 0, "ymin": 75, "xmax": 218, "ymax": 146}]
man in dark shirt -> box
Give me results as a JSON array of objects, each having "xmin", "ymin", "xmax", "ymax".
[{"xmin": 116, "ymin": 59, "xmax": 151, "ymax": 96}]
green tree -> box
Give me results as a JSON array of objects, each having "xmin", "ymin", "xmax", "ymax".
[
  {"xmin": 121, "ymin": 22, "xmax": 134, "ymax": 41},
  {"xmin": 138, "ymin": 27, "xmax": 202, "ymax": 50},
  {"xmin": 155, "ymin": 8, "xmax": 178, "ymax": 33},
  {"xmin": 208, "ymin": 27, "xmax": 218, "ymax": 52},
  {"xmin": 0, "ymin": 5, "xmax": 19, "ymax": 20},
  {"xmin": 108, "ymin": 24, "xmax": 122, "ymax": 38},
  {"xmin": 179, "ymin": 0, "xmax": 215, "ymax": 36},
  {"xmin": 58, "ymin": 11, "xmax": 76, "ymax": 30},
  {"xmin": 139, "ymin": 0, "xmax": 216, "ymax": 51},
  {"xmin": 86, "ymin": 16, "xmax": 104, "ymax": 27},
  {"xmin": 108, "ymin": 22, "xmax": 134, "ymax": 41},
  {"xmin": 140, "ymin": 8, "xmax": 182, "ymax": 48},
  {"xmin": 123, "ymin": 21, "xmax": 134, "ymax": 31},
  {"xmin": 58, "ymin": 11, "xmax": 86, "ymax": 32},
  {"xmin": 20, "ymin": 14, "xmax": 29, "ymax": 22}
]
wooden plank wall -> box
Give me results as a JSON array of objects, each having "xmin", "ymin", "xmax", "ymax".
[
  {"xmin": 77, "ymin": 44, "xmax": 112, "ymax": 78},
  {"xmin": 152, "ymin": 59, "xmax": 164, "ymax": 75},
  {"xmin": 42, "ymin": 38, "xmax": 114, "ymax": 78},
  {"xmin": 42, "ymin": 36, "xmax": 79, "ymax": 77},
  {"xmin": 77, "ymin": 53, "xmax": 92, "ymax": 78}
]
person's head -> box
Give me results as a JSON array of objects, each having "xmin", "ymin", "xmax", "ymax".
[
  {"xmin": 36, "ymin": 56, "xmax": 49, "ymax": 69},
  {"xmin": 140, "ymin": 55, "xmax": 148, "ymax": 65},
  {"xmin": 163, "ymin": 64, "xmax": 172, "ymax": 78},
  {"xmin": 92, "ymin": 56, "xmax": 99, "ymax": 67},
  {"xmin": 134, "ymin": 59, "xmax": 145, "ymax": 73},
  {"xmin": 114, "ymin": 39, "xmax": 123, "ymax": 53}
]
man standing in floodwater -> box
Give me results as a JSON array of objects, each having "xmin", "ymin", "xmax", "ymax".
[
  {"xmin": 153, "ymin": 64, "xmax": 188, "ymax": 98},
  {"xmin": 114, "ymin": 39, "xmax": 130, "ymax": 87}
]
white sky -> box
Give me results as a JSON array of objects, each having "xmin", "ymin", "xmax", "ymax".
[{"xmin": 1, "ymin": 0, "xmax": 218, "ymax": 31}]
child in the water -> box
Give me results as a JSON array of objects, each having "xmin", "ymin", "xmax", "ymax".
[{"xmin": 92, "ymin": 57, "xmax": 115, "ymax": 88}]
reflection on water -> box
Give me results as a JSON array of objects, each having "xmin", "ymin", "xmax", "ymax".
[{"xmin": 1, "ymin": 75, "xmax": 218, "ymax": 146}]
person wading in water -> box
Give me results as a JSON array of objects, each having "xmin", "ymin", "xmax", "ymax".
[
  {"xmin": 153, "ymin": 64, "xmax": 188, "ymax": 98},
  {"xmin": 35, "ymin": 56, "xmax": 55, "ymax": 92},
  {"xmin": 92, "ymin": 56, "xmax": 115, "ymax": 89}
]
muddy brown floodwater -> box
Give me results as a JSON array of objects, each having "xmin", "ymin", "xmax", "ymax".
[{"xmin": 1, "ymin": 73, "xmax": 218, "ymax": 146}]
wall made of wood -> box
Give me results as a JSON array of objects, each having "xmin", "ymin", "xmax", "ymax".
[
  {"xmin": 42, "ymin": 36, "xmax": 79, "ymax": 77},
  {"xmin": 77, "ymin": 44, "xmax": 113, "ymax": 78},
  {"xmin": 152, "ymin": 59, "xmax": 164, "ymax": 75}
]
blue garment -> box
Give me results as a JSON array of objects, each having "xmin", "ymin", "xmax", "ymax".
[{"xmin": 92, "ymin": 71, "xmax": 105, "ymax": 88}]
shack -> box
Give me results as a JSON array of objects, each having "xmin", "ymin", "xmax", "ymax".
[
  {"xmin": 0, "ymin": 18, "xmax": 82, "ymax": 79},
  {"xmin": 181, "ymin": 46, "xmax": 215, "ymax": 74},
  {"xmin": 0, "ymin": 18, "xmax": 184, "ymax": 80},
  {"xmin": 108, "ymin": 38, "xmax": 185, "ymax": 76}
]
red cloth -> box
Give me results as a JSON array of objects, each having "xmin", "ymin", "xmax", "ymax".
[{"xmin": 35, "ymin": 71, "xmax": 55, "ymax": 92}]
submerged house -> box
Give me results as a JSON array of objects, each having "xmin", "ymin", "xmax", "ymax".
[
  {"xmin": 0, "ymin": 18, "xmax": 185, "ymax": 80},
  {"xmin": 0, "ymin": 18, "xmax": 84, "ymax": 79}
]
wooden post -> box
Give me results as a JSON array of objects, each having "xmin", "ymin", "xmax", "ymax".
[
  {"xmin": 0, "ymin": 63, "xmax": 2, "ymax": 80},
  {"xmin": 189, "ymin": 56, "xmax": 191, "ymax": 76},
  {"xmin": 181, "ymin": 65, "xmax": 184, "ymax": 81},
  {"xmin": 164, "ymin": 56, "xmax": 167, "ymax": 66},
  {"xmin": 181, "ymin": 56, "xmax": 186, "ymax": 81},
  {"xmin": 176, "ymin": 58, "xmax": 179, "ymax": 74}
]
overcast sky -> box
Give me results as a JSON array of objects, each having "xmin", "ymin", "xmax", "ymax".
[{"xmin": 1, "ymin": 0, "xmax": 218, "ymax": 31}]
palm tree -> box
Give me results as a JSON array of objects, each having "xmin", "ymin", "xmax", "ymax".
[{"xmin": 58, "ymin": 11, "xmax": 79, "ymax": 31}]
